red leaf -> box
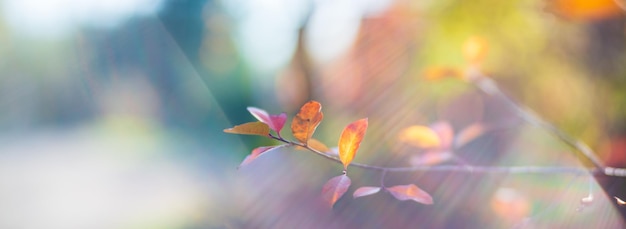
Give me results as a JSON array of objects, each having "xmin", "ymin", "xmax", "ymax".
[
  {"xmin": 247, "ymin": 107, "xmax": 287, "ymax": 134},
  {"xmin": 353, "ymin": 186, "xmax": 381, "ymax": 199},
  {"xmin": 238, "ymin": 146, "xmax": 283, "ymax": 168},
  {"xmin": 223, "ymin": 122, "xmax": 270, "ymax": 136},
  {"xmin": 321, "ymin": 174, "xmax": 351, "ymax": 207},
  {"xmin": 386, "ymin": 184, "xmax": 433, "ymax": 205},
  {"xmin": 291, "ymin": 101, "xmax": 324, "ymax": 144},
  {"xmin": 338, "ymin": 118, "xmax": 368, "ymax": 170}
]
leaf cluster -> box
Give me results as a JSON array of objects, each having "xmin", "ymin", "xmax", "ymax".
[{"xmin": 224, "ymin": 100, "xmax": 434, "ymax": 207}]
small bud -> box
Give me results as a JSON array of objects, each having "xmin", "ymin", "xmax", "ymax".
[
  {"xmin": 614, "ymin": 196, "xmax": 626, "ymax": 206},
  {"xmin": 580, "ymin": 194, "xmax": 594, "ymax": 205}
]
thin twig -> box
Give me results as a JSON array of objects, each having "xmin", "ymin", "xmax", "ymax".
[
  {"xmin": 268, "ymin": 135, "xmax": 626, "ymax": 177},
  {"xmin": 466, "ymin": 69, "xmax": 605, "ymax": 170}
]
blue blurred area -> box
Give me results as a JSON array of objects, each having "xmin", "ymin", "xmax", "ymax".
[{"xmin": 0, "ymin": 0, "xmax": 254, "ymax": 228}]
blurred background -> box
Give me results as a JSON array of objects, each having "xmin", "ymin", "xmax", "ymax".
[{"xmin": 0, "ymin": 0, "xmax": 626, "ymax": 228}]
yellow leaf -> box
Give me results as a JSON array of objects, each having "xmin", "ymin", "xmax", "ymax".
[
  {"xmin": 223, "ymin": 122, "xmax": 270, "ymax": 136},
  {"xmin": 398, "ymin": 125, "xmax": 441, "ymax": 149},
  {"xmin": 338, "ymin": 118, "xmax": 368, "ymax": 170},
  {"xmin": 291, "ymin": 101, "xmax": 324, "ymax": 144}
]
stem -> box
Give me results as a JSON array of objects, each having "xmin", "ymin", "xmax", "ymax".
[
  {"xmin": 467, "ymin": 69, "xmax": 605, "ymax": 170},
  {"xmin": 380, "ymin": 170, "xmax": 387, "ymax": 187},
  {"xmin": 268, "ymin": 135, "xmax": 626, "ymax": 177}
]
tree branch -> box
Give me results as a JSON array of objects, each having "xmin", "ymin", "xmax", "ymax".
[
  {"xmin": 269, "ymin": 135, "xmax": 626, "ymax": 177},
  {"xmin": 267, "ymin": 72, "xmax": 623, "ymax": 178},
  {"xmin": 465, "ymin": 68, "xmax": 605, "ymax": 170}
]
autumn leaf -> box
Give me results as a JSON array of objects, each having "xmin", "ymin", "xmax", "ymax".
[
  {"xmin": 238, "ymin": 145, "xmax": 284, "ymax": 168},
  {"xmin": 353, "ymin": 186, "xmax": 381, "ymax": 199},
  {"xmin": 247, "ymin": 107, "xmax": 287, "ymax": 135},
  {"xmin": 291, "ymin": 101, "xmax": 324, "ymax": 144},
  {"xmin": 321, "ymin": 174, "xmax": 351, "ymax": 207},
  {"xmin": 338, "ymin": 118, "xmax": 368, "ymax": 170},
  {"xmin": 398, "ymin": 125, "xmax": 441, "ymax": 149},
  {"xmin": 386, "ymin": 184, "xmax": 433, "ymax": 205},
  {"xmin": 224, "ymin": 122, "xmax": 270, "ymax": 136}
]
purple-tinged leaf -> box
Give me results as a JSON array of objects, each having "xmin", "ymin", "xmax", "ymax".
[
  {"xmin": 321, "ymin": 174, "xmax": 351, "ymax": 207},
  {"xmin": 386, "ymin": 184, "xmax": 433, "ymax": 205},
  {"xmin": 238, "ymin": 145, "xmax": 283, "ymax": 168}
]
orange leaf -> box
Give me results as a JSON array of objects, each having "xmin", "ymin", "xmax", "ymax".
[
  {"xmin": 238, "ymin": 146, "xmax": 283, "ymax": 168},
  {"xmin": 353, "ymin": 186, "xmax": 381, "ymax": 198},
  {"xmin": 398, "ymin": 125, "xmax": 441, "ymax": 149},
  {"xmin": 386, "ymin": 184, "xmax": 433, "ymax": 205},
  {"xmin": 321, "ymin": 174, "xmax": 351, "ymax": 207},
  {"xmin": 338, "ymin": 118, "xmax": 368, "ymax": 170},
  {"xmin": 224, "ymin": 122, "xmax": 270, "ymax": 136},
  {"xmin": 291, "ymin": 101, "xmax": 324, "ymax": 144},
  {"xmin": 454, "ymin": 123, "xmax": 487, "ymax": 149}
]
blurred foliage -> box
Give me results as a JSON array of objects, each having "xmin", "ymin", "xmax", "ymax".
[{"xmin": 1, "ymin": 0, "xmax": 626, "ymax": 228}]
